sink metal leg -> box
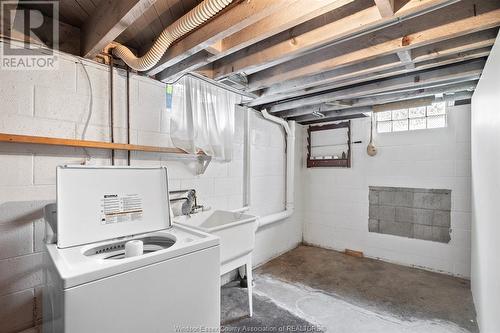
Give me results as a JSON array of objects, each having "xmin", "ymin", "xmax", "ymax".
[
  {"xmin": 238, "ymin": 266, "xmax": 246, "ymax": 279},
  {"xmin": 247, "ymin": 256, "xmax": 253, "ymax": 317}
]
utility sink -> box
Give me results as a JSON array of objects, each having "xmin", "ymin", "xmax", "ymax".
[{"xmin": 174, "ymin": 210, "xmax": 257, "ymax": 265}]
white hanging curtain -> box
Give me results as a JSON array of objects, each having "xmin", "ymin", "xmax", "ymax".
[{"xmin": 170, "ymin": 76, "xmax": 241, "ymax": 162}]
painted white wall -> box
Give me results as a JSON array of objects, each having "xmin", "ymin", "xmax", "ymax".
[
  {"xmin": 248, "ymin": 111, "xmax": 303, "ymax": 266},
  {"xmin": 303, "ymin": 105, "xmax": 472, "ymax": 278},
  {"xmin": 0, "ymin": 43, "xmax": 301, "ymax": 332},
  {"xmin": 470, "ymin": 33, "xmax": 500, "ymax": 333}
]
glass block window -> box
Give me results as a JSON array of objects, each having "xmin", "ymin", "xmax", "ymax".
[{"xmin": 376, "ymin": 102, "xmax": 447, "ymax": 133}]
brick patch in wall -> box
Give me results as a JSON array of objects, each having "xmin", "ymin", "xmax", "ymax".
[{"xmin": 368, "ymin": 186, "xmax": 451, "ymax": 243}]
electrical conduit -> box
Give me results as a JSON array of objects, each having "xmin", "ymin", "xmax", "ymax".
[
  {"xmin": 258, "ymin": 109, "xmax": 295, "ymax": 228},
  {"xmin": 111, "ymin": 0, "xmax": 234, "ymax": 71}
]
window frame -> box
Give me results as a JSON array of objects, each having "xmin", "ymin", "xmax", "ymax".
[{"xmin": 375, "ymin": 102, "xmax": 447, "ymax": 134}]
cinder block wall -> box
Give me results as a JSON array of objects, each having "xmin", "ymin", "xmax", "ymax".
[
  {"xmin": 369, "ymin": 187, "xmax": 451, "ymax": 243},
  {"xmin": 303, "ymin": 104, "xmax": 472, "ymax": 277},
  {"xmin": 0, "ymin": 43, "xmax": 302, "ymax": 333}
]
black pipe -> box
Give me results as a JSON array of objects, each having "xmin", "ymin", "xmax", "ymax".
[
  {"xmin": 126, "ymin": 66, "xmax": 131, "ymax": 165},
  {"xmin": 109, "ymin": 56, "xmax": 115, "ymax": 165}
]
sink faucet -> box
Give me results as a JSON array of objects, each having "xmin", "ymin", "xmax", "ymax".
[
  {"xmin": 189, "ymin": 190, "xmax": 205, "ymax": 215},
  {"xmin": 169, "ymin": 189, "xmax": 205, "ymax": 216}
]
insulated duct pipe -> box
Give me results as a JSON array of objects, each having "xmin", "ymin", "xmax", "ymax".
[
  {"xmin": 111, "ymin": 0, "xmax": 233, "ymax": 71},
  {"xmin": 258, "ymin": 109, "xmax": 295, "ymax": 228}
]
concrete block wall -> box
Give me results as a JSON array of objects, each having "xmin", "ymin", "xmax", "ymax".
[
  {"xmin": 302, "ymin": 104, "xmax": 472, "ymax": 278},
  {"xmin": 0, "ymin": 43, "xmax": 301, "ymax": 333},
  {"xmin": 368, "ymin": 186, "xmax": 451, "ymax": 243},
  {"xmin": 248, "ymin": 111, "xmax": 304, "ymax": 266}
]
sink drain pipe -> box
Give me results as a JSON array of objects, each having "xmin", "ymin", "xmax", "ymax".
[
  {"xmin": 232, "ymin": 108, "xmax": 252, "ymax": 215},
  {"xmin": 257, "ymin": 109, "xmax": 295, "ymax": 228}
]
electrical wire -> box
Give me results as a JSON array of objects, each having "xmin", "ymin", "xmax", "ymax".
[
  {"xmin": 78, "ymin": 59, "xmax": 93, "ymax": 140},
  {"xmin": 77, "ymin": 58, "xmax": 93, "ymax": 162}
]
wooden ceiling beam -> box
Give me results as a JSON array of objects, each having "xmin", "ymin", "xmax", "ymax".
[
  {"xmin": 81, "ymin": 0, "xmax": 157, "ymax": 58},
  {"xmin": 374, "ymin": 0, "xmax": 395, "ymax": 17},
  {"xmin": 293, "ymin": 89, "xmax": 473, "ymax": 123},
  {"xmin": 212, "ymin": 4, "xmax": 381, "ymax": 79},
  {"xmin": 3, "ymin": 2, "xmax": 81, "ymax": 54},
  {"xmin": 248, "ymin": 31, "xmax": 495, "ymax": 107},
  {"xmin": 278, "ymin": 81, "xmax": 477, "ymax": 118},
  {"xmin": 396, "ymin": 50, "xmax": 415, "ymax": 68},
  {"xmin": 291, "ymin": 107, "xmax": 372, "ymax": 122},
  {"xmin": 217, "ymin": 0, "xmax": 354, "ymax": 59},
  {"xmin": 147, "ymin": 0, "xmax": 294, "ymax": 76},
  {"xmin": 211, "ymin": 0, "xmax": 459, "ymax": 80},
  {"xmin": 287, "ymin": 87, "xmax": 472, "ymax": 124},
  {"xmin": 157, "ymin": 50, "xmax": 213, "ymax": 82},
  {"xmin": 267, "ymin": 59, "xmax": 484, "ymax": 113},
  {"xmin": 258, "ymin": 29, "xmax": 496, "ymax": 99},
  {"xmin": 271, "ymin": 69, "xmax": 480, "ymax": 114},
  {"xmin": 246, "ymin": 0, "xmax": 500, "ymax": 91},
  {"xmin": 250, "ymin": 46, "xmax": 491, "ymax": 108},
  {"xmin": 205, "ymin": 40, "xmax": 224, "ymax": 56},
  {"xmin": 298, "ymin": 110, "xmax": 370, "ymax": 125},
  {"xmin": 154, "ymin": 0, "xmax": 353, "ymax": 81}
]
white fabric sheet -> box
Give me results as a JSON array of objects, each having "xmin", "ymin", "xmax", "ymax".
[{"xmin": 170, "ymin": 76, "xmax": 241, "ymax": 161}]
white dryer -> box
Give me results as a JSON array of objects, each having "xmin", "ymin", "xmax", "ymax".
[{"xmin": 43, "ymin": 166, "xmax": 220, "ymax": 333}]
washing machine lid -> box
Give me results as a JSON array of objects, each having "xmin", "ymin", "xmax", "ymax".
[{"xmin": 56, "ymin": 166, "xmax": 171, "ymax": 248}]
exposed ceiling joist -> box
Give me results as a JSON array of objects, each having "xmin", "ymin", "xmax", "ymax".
[
  {"xmin": 205, "ymin": 40, "xmax": 224, "ymax": 56},
  {"xmin": 254, "ymin": 28, "xmax": 497, "ymax": 101},
  {"xmin": 246, "ymin": 0, "xmax": 500, "ymax": 91},
  {"xmin": 4, "ymin": 1, "xmax": 81, "ymax": 54},
  {"xmin": 218, "ymin": 0, "xmax": 354, "ymax": 57},
  {"xmin": 211, "ymin": 0, "xmax": 459, "ymax": 81},
  {"xmin": 295, "ymin": 90, "xmax": 473, "ymax": 124},
  {"xmin": 249, "ymin": 50, "xmax": 488, "ymax": 108},
  {"xmin": 258, "ymin": 46, "xmax": 489, "ymax": 107},
  {"xmin": 248, "ymin": 39, "xmax": 493, "ymax": 107},
  {"xmin": 397, "ymin": 50, "xmax": 415, "ymax": 68},
  {"xmin": 147, "ymin": 0, "xmax": 295, "ymax": 76},
  {"xmin": 81, "ymin": 0, "xmax": 157, "ymax": 58},
  {"xmin": 298, "ymin": 109, "xmax": 370, "ymax": 125},
  {"xmin": 290, "ymin": 107, "xmax": 372, "ymax": 122},
  {"xmin": 157, "ymin": 50, "xmax": 213, "ymax": 82},
  {"xmin": 272, "ymin": 72, "xmax": 480, "ymax": 115},
  {"xmin": 372, "ymin": 96, "xmax": 435, "ymax": 112},
  {"xmin": 280, "ymin": 44, "xmax": 488, "ymax": 103},
  {"xmin": 374, "ymin": 0, "xmax": 395, "ymax": 17},
  {"xmin": 267, "ymin": 59, "xmax": 484, "ymax": 113},
  {"xmin": 278, "ymin": 81, "xmax": 477, "ymax": 118},
  {"xmin": 156, "ymin": 0, "xmax": 353, "ymax": 82}
]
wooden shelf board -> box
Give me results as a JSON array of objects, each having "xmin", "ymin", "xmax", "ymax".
[
  {"xmin": 307, "ymin": 158, "xmax": 350, "ymax": 168},
  {"xmin": 0, "ymin": 133, "xmax": 189, "ymax": 155}
]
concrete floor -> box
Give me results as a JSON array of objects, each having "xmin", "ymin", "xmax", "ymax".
[
  {"xmin": 222, "ymin": 245, "xmax": 478, "ymax": 333},
  {"xmin": 222, "ymin": 281, "xmax": 324, "ymax": 332}
]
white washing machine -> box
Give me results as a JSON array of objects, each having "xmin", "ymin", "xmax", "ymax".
[{"xmin": 43, "ymin": 166, "xmax": 220, "ymax": 333}]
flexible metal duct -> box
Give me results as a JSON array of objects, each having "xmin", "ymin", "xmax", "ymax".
[{"xmin": 111, "ymin": 0, "xmax": 233, "ymax": 71}]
